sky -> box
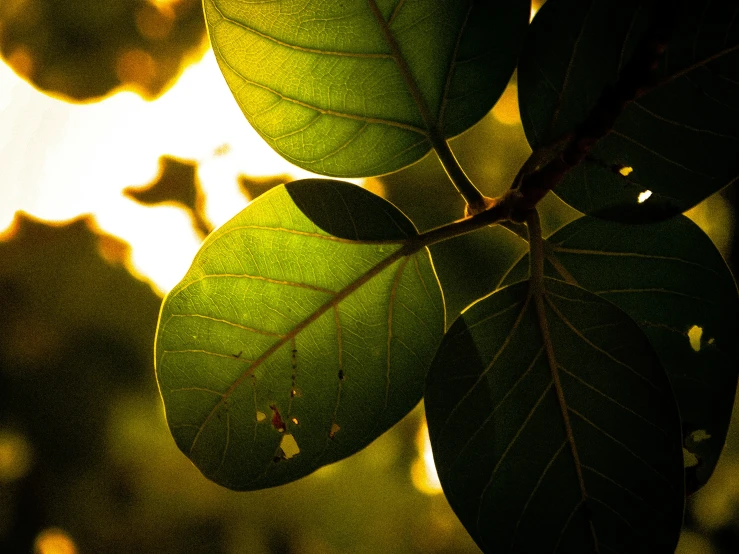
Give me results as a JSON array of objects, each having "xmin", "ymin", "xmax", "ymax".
[{"xmin": 0, "ymin": 49, "xmax": 322, "ymax": 294}]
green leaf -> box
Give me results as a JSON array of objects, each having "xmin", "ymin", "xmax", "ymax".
[
  {"xmin": 155, "ymin": 179, "xmax": 445, "ymax": 490},
  {"xmin": 204, "ymin": 0, "xmax": 529, "ymax": 177},
  {"xmin": 425, "ymin": 278, "xmax": 684, "ymax": 553},
  {"xmin": 518, "ymin": 0, "xmax": 739, "ymax": 220},
  {"xmin": 500, "ymin": 215, "xmax": 739, "ymax": 493}
]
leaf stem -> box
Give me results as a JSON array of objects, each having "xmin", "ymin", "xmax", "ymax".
[
  {"xmin": 367, "ymin": 0, "xmax": 487, "ymax": 212},
  {"xmin": 431, "ymin": 136, "xmax": 488, "ymax": 213},
  {"xmin": 509, "ymin": 0, "xmax": 678, "ymax": 218},
  {"xmin": 408, "ymin": 189, "xmax": 523, "ymax": 251},
  {"xmin": 526, "ymin": 208, "xmax": 599, "ymax": 551},
  {"xmin": 527, "ymin": 210, "xmax": 544, "ymax": 291},
  {"xmin": 396, "ymin": 1, "xmax": 679, "ymax": 252}
]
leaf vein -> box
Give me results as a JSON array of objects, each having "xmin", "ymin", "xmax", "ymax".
[{"xmin": 211, "ymin": 0, "xmax": 393, "ymax": 60}]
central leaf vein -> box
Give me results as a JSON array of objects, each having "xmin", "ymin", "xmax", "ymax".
[
  {"xmin": 211, "ymin": 0, "xmax": 393, "ymax": 59},
  {"xmin": 213, "ymin": 42, "xmax": 428, "ymax": 135},
  {"xmin": 184, "ymin": 245, "xmax": 414, "ymax": 454}
]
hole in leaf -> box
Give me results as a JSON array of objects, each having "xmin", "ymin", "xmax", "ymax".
[
  {"xmin": 279, "ymin": 434, "xmax": 300, "ymax": 459},
  {"xmin": 329, "ymin": 423, "xmax": 341, "ymax": 440},
  {"xmin": 637, "ymin": 190, "xmax": 652, "ymax": 203},
  {"xmin": 291, "ymin": 417, "xmax": 299, "ymax": 425},
  {"xmin": 338, "ymin": 370, "xmax": 344, "ymax": 381},
  {"xmin": 256, "ymin": 411, "xmax": 266, "ymax": 422},
  {"xmin": 687, "ymin": 325, "xmax": 703, "ymax": 352},
  {"xmin": 619, "ymin": 166, "xmax": 634, "ymax": 176},
  {"xmin": 689, "ymin": 429, "xmax": 712, "ymax": 445},
  {"xmin": 707, "ymin": 337, "xmax": 715, "ymax": 345},
  {"xmin": 270, "ymin": 404, "xmax": 286, "ymax": 433},
  {"xmin": 683, "ymin": 447, "xmax": 699, "ymax": 468}
]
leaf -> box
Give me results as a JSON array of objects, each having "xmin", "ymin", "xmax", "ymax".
[
  {"xmin": 155, "ymin": 179, "xmax": 445, "ymax": 490},
  {"xmin": 425, "ymin": 278, "xmax": 684, "ymax": 553},
  {"xmin": 500, "ymin": 214, "xmax": 739, "ymax": 493},
  {"xmin": 518, "ymin": 0, "xmax": 739, "ymax": 220},
  {"xmin": 204, "ymin": 0, "xmax": 529, "ymax": 177}
]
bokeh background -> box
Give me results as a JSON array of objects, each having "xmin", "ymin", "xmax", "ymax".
[{"xmin": 0, "ymin": 1, "xmax": 738, "ymax": 552}]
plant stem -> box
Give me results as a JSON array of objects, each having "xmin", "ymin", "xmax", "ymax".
[
  {"xmin": 511, "ymin": 0, "xmax": 677, "ymax": 218},
  {"xmin": 431, "ymin": 136, "xmax": 488, "ymax": 213},
  {"xmin": 527, "ymin": 209, "xmax": 544, "ymax": 290},
  {"xmin": 398, "ymin": 1, "xmax": 679, "ymax": 252},
  {"xmin": 406, "ymin": 189, "xmax": 522, "ymax": 251}
]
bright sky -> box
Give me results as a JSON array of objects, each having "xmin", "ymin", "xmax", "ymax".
[
  {"xmin": 0, "ymin": 49, "xmax": 320, "ymax": 294},
  {"xmin": 0, "ymin": 31, "xmax": 733, "ymax": 295}
]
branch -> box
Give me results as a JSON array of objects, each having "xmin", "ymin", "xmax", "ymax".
[
  {"xmin": 401, "ymin": 2, "xmax": 679, "ymax": 251},
  {"xmin": 509, "ymin": 0, "xmax": 679, "ymax": 221},
  {"xmin": 431, "ymin": 136, "xmax": 489, "ymax": 214}
]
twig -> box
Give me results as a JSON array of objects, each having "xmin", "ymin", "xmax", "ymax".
[{"xmin": 509, "ymin": 0, "xmax": 679, "ymax": 221}]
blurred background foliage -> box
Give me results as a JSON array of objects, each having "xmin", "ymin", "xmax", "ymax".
[
  {"xmin": 0, "ymin": 0, "xmax": 738, "ymax": 553},
  {"xmin": 0, "ymin": 0, "xmax": 206, "ymax": 101}
]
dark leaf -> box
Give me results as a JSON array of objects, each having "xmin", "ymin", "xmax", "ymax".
[
  {"xmin": 426, "ymin": 278, "xmax": 684, "ymax": 553},
  {"xmin": 519, "ymin": 0, "xmax": 739, "ymax": 220},
  {"xmin": 501, "ymin": 215, "xmax": 739, "ymax": 493}
]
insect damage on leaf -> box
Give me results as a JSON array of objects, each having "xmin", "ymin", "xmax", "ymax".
[{"xmin": 156, "ymin": 179, "xmax": 444, "ymax": 490}]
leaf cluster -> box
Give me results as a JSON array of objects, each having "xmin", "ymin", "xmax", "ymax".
[{"xmin": 155, "ymin": 1, "xmax": 739, "ymax": 551}]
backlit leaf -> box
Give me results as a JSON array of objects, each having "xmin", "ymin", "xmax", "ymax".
[
  {"xmin": 204, "ymin": 0, "xmax": 529, "ymax": 177},
  {"xmin": 155, "ymin": 179, "xmax": 445, "ymax": 490},
  {"xmin": 518, "ymin": 0, "xmax": 739, "ymax": 220},
  {"xmin": 425, "ymin": 278, "xmax": 684, "ymax": 553},
  {"xmin": 500, "ymin": 215, "xmax": 739, "ymax": 493}
]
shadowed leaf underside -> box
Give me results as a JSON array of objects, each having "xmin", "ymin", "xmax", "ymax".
[
  {"xmin": 425, "ymin": 278, "xmax": 684, "ymax": 553},
  {"xmin": 519, "ymin": 0, "xmax": 739, "ymax": 220},
  {"xmin": 500, "ymin": 215, "xmax": 739, "ymax": 493}
]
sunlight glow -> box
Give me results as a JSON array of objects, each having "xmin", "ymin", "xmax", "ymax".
[
  {"xmin": 686, "ymin": 194, "xmax": 735, "ymax": 256},
  {"xmin": 411, "ymin": 420, "xmax": 443, "ymax": 495},
  {"xmin": 0, "ymin": 430, "xmax": 33, "ymax": 483},
  {"xmin": 492, "ymin": 84, "xmax": 520, "ymax": 126},
  {"xmin": 637, "ymin": 190, "xmax": 652, "ymax": 203},
  {"xmin": 0, "ymin": 50, "xmax": 329, "ymax": 293},
  {"xmin": 34, "ymin": 528, "xmax": 77, "ymax": 554},
  {"xmin": 531, "ymin": 0, "xmax": 544, "ymax": 21}
]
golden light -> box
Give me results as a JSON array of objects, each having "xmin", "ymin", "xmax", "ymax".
[
  {"xmin": 34, "ymin": 528, "xmax": 77, "ymax": 554},
  {"xmin": 492, "ymin": 83, "xmax": 521, "ymax": 126},
  {"xmin": 0, "ymin": 430, "xmax": 33, "ymax": 482},
  {"xmin": 115, "ymin": 49, "xmax": 158, "ymax": 91},
  {"xmin": 6, "ymin": 46, "xmax": 34, "ymax": 80},
  {"xmin": 148, "ymin": 0, "xmax": 184, "ymax": 10},
  {"xmin": 411, "ymin": 420, "xmax": 443, "ymax": 495},
  {"xmin": 531, "ymin": 0, "xmax": 545, "ymax": 21},
  {"xmin": 675, "ymin": 531, "xmax": 715, "ymax": 554},
  {"xmin": 686, "ymin": 194, "xmax": 735, "ymax": 257},
  {"xmin": 0, "ymin": 50, "xmax": 333, "ymax": 294},
  {"xmin": 687, "ymin": 325, "xmax": 703, "ymax": 352},
  {"xmin": 637, "ymin": 190, "xmax": 652, "ymax": 203},
  {"xmin": 136, "ymin": 4, "xmax": 176, "ymax": 41}
]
